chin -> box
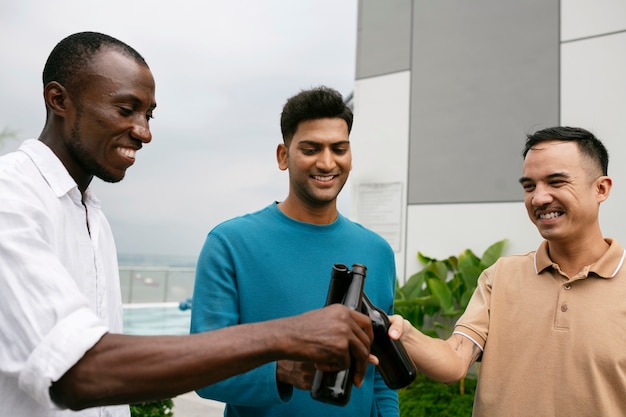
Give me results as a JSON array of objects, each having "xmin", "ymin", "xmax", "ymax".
[{"xmin": 98, "ymin": 172, "xmax": 126, "ymax": 184}]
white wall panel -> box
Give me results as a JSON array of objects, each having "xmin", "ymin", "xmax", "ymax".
[
  {"xmin": 561, "ymin": 0, "xmax": 626, "ymax": 41},
  {"xmin": 561, "ymin": 32, "xmax": 626, "ymax": 244},
  {"xmin": 403, "ymin": 202, "xmax": 542, "ymax": 283},
  {"xmin": 350, "ymin": 71, "xmax": 411, "ymax": 279}
]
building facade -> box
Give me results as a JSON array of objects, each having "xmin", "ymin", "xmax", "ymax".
[{"xmin": 350, "ymin": 0, "xmax": 626, "ymax": 281}]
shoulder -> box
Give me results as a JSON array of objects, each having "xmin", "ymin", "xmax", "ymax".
[
  {"xmin": 492, "ymin": 251, "xmax": 536, "ymax": 266},
  {"xmin": 340, "ymin": 216, "xmax": 393, "ymax": 248},
  {"xmin": 481, "ymin": 251, "xmax": 538, "ymax": 283},
  {"xmin": 0, "ymin": 144, "xmax": 48, "ymax": 200},
  {"xmin": 0, "ymin": 143, "xmax": 35, "ymax": 177},
  {"xmin": 209, "ymin": 204, "xmax": 276, "ymax": 235}
]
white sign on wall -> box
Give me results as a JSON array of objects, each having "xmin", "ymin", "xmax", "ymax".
[{"xmin": 355, "ymin": 182, "xmax": 403, "ymax": 252}]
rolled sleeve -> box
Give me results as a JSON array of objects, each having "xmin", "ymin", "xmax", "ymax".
[{"xmin": 19, "ymin": 307, "xmax": 107, "ymax": 408}]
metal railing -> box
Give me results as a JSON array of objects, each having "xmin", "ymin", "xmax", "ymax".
[{"xmin": 119, "ymin": 266, "xmax": 195, "ymax": 304}]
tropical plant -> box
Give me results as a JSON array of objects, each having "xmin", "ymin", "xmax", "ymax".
[
  {"xmin": 130, "ymin": 399, "xmax": 174, "ymax": 417},
  {"xmin": 395, "ymin": 239, "xmax": 507, "ymax": 338},
  {"xmin": 0, "ymin": 127, "xmax": 19, "ymax": 156},
  {"xmin": 0, "ymin": 127, "xmax": 18, "ymax": 143},
  {"xmin": 394, "ymin": 239, "xmax": 508, "ymax": 416},
  {"xmin": 399, "ymin": 373, "xmax": 477, "ymax": 417}
]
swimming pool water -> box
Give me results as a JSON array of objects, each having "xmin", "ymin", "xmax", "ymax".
[{"xmin": 123, "ymin": 303, "xmax": 191, "ymax": 336}]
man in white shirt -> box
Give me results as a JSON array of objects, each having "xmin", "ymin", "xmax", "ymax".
[{"xmin": 0, "ymin": 31, "xmax": 374, "ymax": 417}]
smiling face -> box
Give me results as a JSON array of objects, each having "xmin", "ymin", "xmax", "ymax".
[
  {"xmin": 519, "ymin": 140, "xmax": 610, "ymax": 244},
  {"xmin": 277, "ymin": 117, "xmax": 351, "ymax": 219},
  {"xmin": 47, "ymin": 47, "xmax": 156, "ymax": 191}
]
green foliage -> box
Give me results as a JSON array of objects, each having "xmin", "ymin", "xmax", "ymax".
[
  {"xmin": 0, "ymin": 127, "xmax": 19, "ymax": 156},
  {"xmin": 394, "ymin": 239, "xmax": 507, "ymax": 416},
  {"xmin": 130, "ymin": 399, "xmax": 174, "ymax": 417},
  {"xmin": 0, "ymin": 127, "xmax": 18, "ymax": 142},
  {"xmin": 395, "ymin": 239, "xmax": 508, "ymax": 338},
  {"xmin": 399, "ymin": 373, "xmax": 477, "ymax": 417}
]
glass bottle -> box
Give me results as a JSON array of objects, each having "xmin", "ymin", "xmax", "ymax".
[
  {"xmin": 311, "ymin": 264, "xmax": 367, "ymax": 406},
  {"xmin": 361, "ymin": 293, "xmax": 417, "ymax": 389}
]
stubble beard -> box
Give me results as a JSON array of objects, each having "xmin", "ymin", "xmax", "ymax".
[{"xmin": 68, "ymin": 111, "xmax": 124, "ymax": 184}]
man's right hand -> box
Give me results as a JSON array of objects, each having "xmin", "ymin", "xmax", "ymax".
[{"xmin": 279, "ymin": 304, "xmax": 374, "ymax": 387}]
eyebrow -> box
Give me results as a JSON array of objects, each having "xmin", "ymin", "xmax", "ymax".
[
  {"xmin": 297, "ymin": 140, "xmax": 350, "ymax": 146},
  {"xmin": 518, "ymin": 172, "xmax": 570, "ymax": 184},
  {"xmin": 116, "ymin": 93, "xmax": 157, "ymax": 110}
]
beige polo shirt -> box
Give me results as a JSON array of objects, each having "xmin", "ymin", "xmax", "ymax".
[{"xmin": 455, "ymin": 238, "xmax": 626, "ymax": 417}]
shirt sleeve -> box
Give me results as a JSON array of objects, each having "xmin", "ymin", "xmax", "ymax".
[
  {"xmin": 190, "ymin": 232, "xmax": 290, "ymax": 405},
  {"xmin": 454, "ymin": 265, "xmax": 493, "ymax": 350},
  {"xmin": 0, "ymin": 179, "xmax": 108, "ymax": 408}
]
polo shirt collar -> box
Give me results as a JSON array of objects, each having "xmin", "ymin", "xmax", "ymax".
[{"xmin": 534, "ymin": 238, "xmax": 626, "ymax": 278}]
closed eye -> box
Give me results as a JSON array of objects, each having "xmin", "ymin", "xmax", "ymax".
[{"xmin": 118, "ymin": 106, "xmax": 133, "ymax": 117}]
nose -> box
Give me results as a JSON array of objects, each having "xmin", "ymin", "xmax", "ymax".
[
  {"xmin": 531, "ymin": 183, "xmax": 552, "ymax": 206},
  {"xmin": 131, "ymin": 117, "xmax": 152, "ymax": 144},
  {"xmin": 316, "ymin": 148, "xmax": 336, "ymax": 171}
]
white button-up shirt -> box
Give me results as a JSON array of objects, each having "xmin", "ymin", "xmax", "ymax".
[{"xmin": 0, "ymin": 140, "xmax": 129, "ymax": 416}]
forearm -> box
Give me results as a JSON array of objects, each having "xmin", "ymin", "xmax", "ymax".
[
  {"xmin": 401, "ymin": 327, "xmax": 475, "ymax": 384},
  {"xmin": 51, "ymin": 322, "xmax": 293, "ymax": 410},
  {"xmin": 51, "ymin": 305, "xmax": 372, "ymax": 410}
]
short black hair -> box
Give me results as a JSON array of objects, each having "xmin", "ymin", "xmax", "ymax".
[
  {"xmin": 523, "ymin": 126, "xmax": 609, "ymax": 176},
  {"xmin": 280, "ymin": 86, "xmax": 353, "ymax": 144},
  {"xmin": 42, "ymin": 31, "xmax": 148, "ymax": 89}
]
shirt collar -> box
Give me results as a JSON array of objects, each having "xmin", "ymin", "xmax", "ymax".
[
  {"xmin": 534, "ymin": 238, "xmax": 626, "ymax": 278},
  {"xmin": 19, "ymin": 139, "xmax": 100, "ymax": 207}
]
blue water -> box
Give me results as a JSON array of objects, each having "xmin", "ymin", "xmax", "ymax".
[
  {"xmin": 120, "ymin": 254, "xmax": 196, "ymax": 335},
  {"xmin": 123, "ymin": 303, "xmax": 191, "ymax": 336}
]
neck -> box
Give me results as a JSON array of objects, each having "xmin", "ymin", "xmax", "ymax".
[
  {"xmin": 38, "ymin": 133, "xmax": 91, "ymax": 195},
  {"xmin": 547, "ymin": 231, "xmax": 609, "ymax": 277},
  {"xmin": 277, "ymin": 198, "xmax": 339, "ymax": 225}
]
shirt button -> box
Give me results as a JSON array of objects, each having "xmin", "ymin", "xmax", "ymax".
[
  {"xmin": 564, "ymin": 284, "xmax": 572, "ymax": 290},
  {"xmin": 561, "ymin": 304, "xmax": 568, "ymax": 312}
]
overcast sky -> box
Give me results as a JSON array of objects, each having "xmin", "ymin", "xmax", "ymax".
[{"xmin": 0, "ymin": 0, "xmax": 358, "ymax": 259}]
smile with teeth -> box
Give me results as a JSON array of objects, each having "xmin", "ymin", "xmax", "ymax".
[
  {"xmin": 539, "ymin": 211, "xmax": 562, "ymax": 219},
  {"xmin": 119, "ymin": 147, "xmax": 136, "ymax": 159},
  {"xmin": 313, "ymin": 175, "xmax": 335, "ymax": 182}
]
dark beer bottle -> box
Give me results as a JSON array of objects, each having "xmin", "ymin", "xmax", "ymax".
[
  {"xmin": 311, "ymin": 264, "xmax": 367, "ymax": 406},
  {"xmin": 324, "ymin": 264, "xmax": 351, "ymax": 305},
  {"xmin": 361, "ymin": 293, "xmax": 417, "ymax": 389}
]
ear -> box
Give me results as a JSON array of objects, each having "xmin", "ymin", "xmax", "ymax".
[
  {"xmin": 276, "ymin": 143, "xmax": 288, "ymax": 171},
  {"xmin": 595, "ymin": 175, "xmax": 612, "ymax": 203},
  {"xmin": 43, "ymin": 81, "xmax": 72, "ymax": 118}
]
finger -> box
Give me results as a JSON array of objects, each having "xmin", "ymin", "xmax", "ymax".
[
  {"xmin": 350, "ymin": 335, "xmax": 371, "ymax": 387},
  {"xmin": 353, "ymin": 310, "xmax": 374, "ymax": 342},
  {"xmin": 347, "ymin": 310, "xmax": 374, "ymax": 386},
  {"xmin": 387, "ymin": 315, "xmax": 405, "ymax": 340},
  {"xmin": 369, "ymin": 353, "xmax": 379, "ymax": 366}
]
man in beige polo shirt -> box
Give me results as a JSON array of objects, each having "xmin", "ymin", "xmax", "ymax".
[{"xmin": 390, "ymin": 126, "xmax": 626, "ymax": 416}]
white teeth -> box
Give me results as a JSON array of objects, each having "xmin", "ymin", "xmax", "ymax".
[
  {"xmin": 314, "ymin": 175, "xmax": 334, "ymax": 182},
  {"xmin": 539, "ymin": 212, "xmax": 561, "ymax": 219},
  {"xmin": 119, "ymin": 148, "xmax": 136, "ymax": 159}
]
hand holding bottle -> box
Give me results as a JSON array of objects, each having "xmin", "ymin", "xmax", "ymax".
[
  {"xmin": 281, "ymin": 303, "xmax": 373, "ymax": 384},
  {"xmin": 311, "ymin": 264, "xmax": 367, "ymax": 406},
  {"xmin": 361, "ymin": 294, "xmax": 417, "ymax": 389}
]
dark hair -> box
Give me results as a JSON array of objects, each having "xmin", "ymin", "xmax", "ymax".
[
  {"xmin": 42, "ymin": 31, "xmax": 148, "ymax": 89},
  {"xmin": 280, "ymin": 86, "xmax": 353, "ymax": 143},
  {"xmin": 523, "ymin": 126, "xmax": 609, "ymax": 176}
]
